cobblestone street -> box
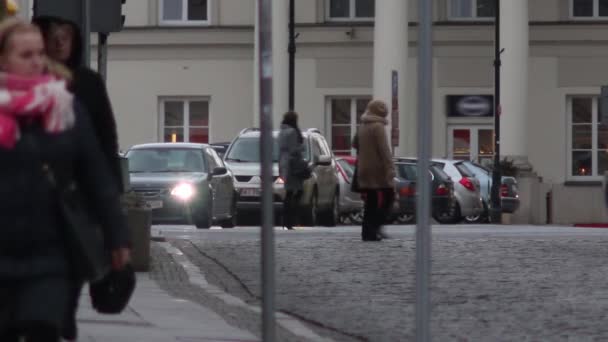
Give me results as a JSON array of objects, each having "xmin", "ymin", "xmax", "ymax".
[{"xmin": 159, "ymin": 225, "xmax": 608, "ymax": 341}]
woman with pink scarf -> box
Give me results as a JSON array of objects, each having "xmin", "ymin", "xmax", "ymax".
[{"xmin": 0, "ymin": 18, "xmax": 131, "ymax": 342}]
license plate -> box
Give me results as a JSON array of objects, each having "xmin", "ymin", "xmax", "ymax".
[
  {"xmin": 241, "ymin": 188, "xmax": 261, "ymax": 197},
  {"xmin": 146, "ymin": 200, "xmax": 163, "ymax": 209}
]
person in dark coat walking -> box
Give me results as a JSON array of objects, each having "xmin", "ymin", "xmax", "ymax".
[
  {"xmin": 33, "ymin": 16, "xmax": 123, "ymax": 190},
  {"xmin": 353, "ymin": 100, "xmax": 396, "ymax": 241},
  {"xmin": 0, "ymin": 18, "xmax": 130, "ymax": 342},
  {"xmin": 278, "ymin": 111, "xmax": 308, "ymax": 230},
  {"xmin": 32, "ymin": 16, "xmax": 125, "ymax": 341}
]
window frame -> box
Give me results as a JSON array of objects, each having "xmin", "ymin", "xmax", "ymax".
[
  {"xmin": 569, "ymin": 0, "xmax": 608, "ymax": 20},
  {"xmin": 159, "ymin": 97, "xmax": 211, "ymax": 143},
  {"xmin": 447, "ymin": 0, "xmax": 495, "ymax": 21},
  {"xmin": 326, "ymin": 96, "xmax": 372, "ymax": 156},
  {"xmin": 159, "ymin": 0, "xmax": 211, "ymax": 26},
  {"xmin": 325, "ymin": 0, "xmax": 375, "ymax": 22},
  {"xmin": 566, "ymin": 95, "xmax": 607, "ymax": 181}
]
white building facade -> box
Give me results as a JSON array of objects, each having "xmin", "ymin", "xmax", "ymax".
[{"xmin": 20, "ymin": 0, "xmax": 608, "ymax": 224}]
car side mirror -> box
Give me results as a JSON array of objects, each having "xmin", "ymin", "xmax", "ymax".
[
  {"xmin": 316, "ymin": 155, "xmax": 332, "ymax": 166},
  {"xmin": 212, "ymin": 167, "xmax": 228, "ymax": 176}
]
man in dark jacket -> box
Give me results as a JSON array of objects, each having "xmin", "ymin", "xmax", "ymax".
[
  {"xmin": 32, "ymin": 16, "xmax": 125, "ymax": 341},
  {"xmin": 33, "ymin": 16, "xmax": 123, "ymax": 190}
]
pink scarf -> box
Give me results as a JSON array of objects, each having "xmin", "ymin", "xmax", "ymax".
[{"xmin": 0, "ymin": 73, "xmax": 75, "ymax": 149}]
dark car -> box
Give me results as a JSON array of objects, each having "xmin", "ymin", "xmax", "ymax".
[
  {"xmin": 126, "ymin": 143, "xmax": 238, "ymax": 229},
  {"xmin": 393, "ymin": 160, "xmax": 456, "ymax": 224}
]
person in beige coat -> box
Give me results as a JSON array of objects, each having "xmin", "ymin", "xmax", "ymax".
[{"xmin": 353, "ymin": 100, "xmax": 396, "ymax": 241}]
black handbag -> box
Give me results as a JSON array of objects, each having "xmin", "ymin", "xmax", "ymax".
[
  {"xmin": 351, "ymin": 162, "xmax": 361, "ymax": 193},
  {"xmin": 291, "ymin": 157, "xmax": 312, "ymax": 180},
  {"xmin": 90, "ymin": 263, "xmax": 136, "ymax": 314},
  {"xmin": 43, "ymin": 164, "xmax": 110, "ymax": 282}
]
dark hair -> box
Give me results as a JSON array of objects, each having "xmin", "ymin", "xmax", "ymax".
[{"xmin": 282, "ymin": 111, "xmax": 303, "ymax": 144}]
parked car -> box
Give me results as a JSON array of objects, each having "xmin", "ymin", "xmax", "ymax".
[
  {"xmin": 224, "ymin": 128, "xmax": 340, "ymax": 226},
  {"xmin": 126, "ymin": 143, "xmax": 238, "ymax": 229},
  {"xmin": 460, "ymin": 161, "xmax": 521, "ymax": 223},
  {"xmin": 335, "ymin": 156, "xmax": 364, "ymax": 224},
  {"xmin": 393, "ymin": 160, "xmax": 456, "ymax": 224},
  {"xmin": 395, "ymin": 158, "xmax": 483, "ymax": 223},
  {"xmin": 210, "ymin": 142, "xmax": 231, "ymax": 159}
]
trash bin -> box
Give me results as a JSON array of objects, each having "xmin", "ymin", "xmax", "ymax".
[{"xmin": 128, "ymin": 207, "xmax": 152, "ymax": 272}]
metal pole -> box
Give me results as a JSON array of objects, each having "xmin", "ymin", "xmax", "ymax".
[
  {"xmin": 288, "ymin": 0, "xmax": 295, "ymax": 111},
  {"xmin": 258, "ymin": 0, "xmax": 276, "ymax": 341},
  {"xmin": 416, "ymin": 0, "xmax": 433, "ymax": 340},
  {"xmin": 82, "ymin": 0, "xmax": 91, "ymax": 67},
  {"xmin": 490, "ymin": 0, "xmax": 502, "ymax": 223},
  {"xmin": 97, "ymin": 32, "xmax": 108, "ymax": 82}
]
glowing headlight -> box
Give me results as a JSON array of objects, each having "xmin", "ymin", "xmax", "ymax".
[
  {"xmin": 171, "ymin": 183, "xmax": 195, "ymax": 201},
  {"xmin": 275, "ymin": 177, "xmax": 285, "ymax": 185}
]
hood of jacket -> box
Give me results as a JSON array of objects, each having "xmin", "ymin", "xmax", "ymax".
[
  {"xmin": 33, "ymin": 16, "xmax": 83, "ymax": 70},
  {"xmin": 360, "ymin": 113, "xmax": 388, "ymax": 125}
]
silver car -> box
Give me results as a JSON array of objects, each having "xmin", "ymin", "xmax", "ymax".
[
  {"xmin": 224, "ymin": 128, "xmax": 340, "ymax": 226},
  {"xmin": 126, "ymin": 143, "xmax": 238, "ymax": 229},
  {"xmin": 432, "ymin": 159, "xmax": 484, "ymax": 223},
  {"xmin": 335, "ymin": 157, "xmax": 364, "ymax": 224}
]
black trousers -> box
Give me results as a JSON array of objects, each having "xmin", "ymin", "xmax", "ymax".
[
  {"xmin": 283, "ymin": 190, "xmax": 302, "ymax": 229},
  {"xmin": 362, "ymin": 189, "xmax": 394, "ymax": 240},
  {"xmin": 62, "ymin": 279, "xmax": 84, "ymax": 340}
]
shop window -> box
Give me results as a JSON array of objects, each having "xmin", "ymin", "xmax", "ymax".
[{"xmin": 160, "ymin": 98, "xmax": 210, "ymax": 143}]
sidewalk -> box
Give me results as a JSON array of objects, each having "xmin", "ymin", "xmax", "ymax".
[{"xmin": 76, "ymin": 273, "xmax": 259, "ymax": 342}]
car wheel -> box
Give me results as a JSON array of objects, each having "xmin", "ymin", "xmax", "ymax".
[
  {"xmin": 396, "ymin": 213, "xmax": 415, "ymax": 224},
  {"xmin": 349, "ymin": 208, "xmax": 364, "ymax": 225},
  {"xmin": 220, "ymin": 195, "xmax": 238, "ymax": 228},
  {"xmin": 433, "ymin": 202, "xmax": 462, "ymax": 224},
  {"xmin": 302, "ymin": 189, "xmax": 318, "ymax": 226},
  {"xmin": 464, "ymin": 202, "xmax": 489, "ymax": 224}
]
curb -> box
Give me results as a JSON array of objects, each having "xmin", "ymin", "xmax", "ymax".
[{"xmin": 158, "ymin": 241, "xmax": 333, "ymax": 342}]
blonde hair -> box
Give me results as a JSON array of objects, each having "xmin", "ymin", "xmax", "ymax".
[{"xmin": 0, "ymin": 17, "xmax": 72, "ymax": 81}]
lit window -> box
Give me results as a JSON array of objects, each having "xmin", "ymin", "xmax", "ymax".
[{"xmin": 161, "ymin": 99, "xmax": 210, "ymax": 143}]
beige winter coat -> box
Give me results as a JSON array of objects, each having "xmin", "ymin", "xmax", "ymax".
[{"xmin": 354, "ymin": 112, "xmax": 396, "ymax": 190}]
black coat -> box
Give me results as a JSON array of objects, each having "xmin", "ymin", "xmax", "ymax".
[
  {"xmin": 71, "ymin": 67, "xmax": 123, "ymax": 189},
  {"xmin": 0, "ymin": 103, "xmax": 130, "ymax": 278}
]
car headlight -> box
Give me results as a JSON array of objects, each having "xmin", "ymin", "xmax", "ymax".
[{"xmin": 171, "ymin": 183, "xmax": 195, "ymax": 201}]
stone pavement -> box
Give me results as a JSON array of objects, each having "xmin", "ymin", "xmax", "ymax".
[
  {"xmin": 168, "ymin": 225, "xmax": 608, "ymax": 341},
  {"xmin": 76, "ymin": 273, "xmax": 258, "ymax": 342}
]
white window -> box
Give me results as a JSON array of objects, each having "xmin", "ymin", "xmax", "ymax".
[
  {"xmin": 449, "ymin": 0, "xmax": 495, "ymax": 20},
  {"xmin": 447, "ymin": 126, "xmax": 495, "ymax": 168},
  {"xmin": 567, "ymin": 96, "xmax": 608, "ymax": 180},
  {"xmin": 571, "ymin": 0, "xmax": 608, "ymax": 19},
  {"xmin": 160, "ymin": 0, "xmax": 209, "ymax": 25},
  {"xmin": 160, "ymin": 99, "xmax": 210, "ymax": 143},
  {"xmin": 326, "ymin": 97, "xmax": 371, "ymax": 155},
  {"xmin": 326, "ymin": 0, "xmax": 375, "ymax": 21}
]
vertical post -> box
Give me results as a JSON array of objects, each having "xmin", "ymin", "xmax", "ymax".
[
  {"xmin": 490, "ymin": 0, "xmax": 502, "ymax": 223},
  {"xmin": 288, "ymin": 0, "xmax": 295, "ymax": 111},
  {"xmin": 97, "ymin": 32, "xmax": 108, "ymax": 82},
  {"xmin": 416, "ymin": 0, "xmax": 432, "ymax": 340},
  {"xmin": 258, "ymin": 0, "xmax": 275, "ymax": 341},
  {"xmin": 81, "ymin": 0, "xmax": 91, "ymax": 67}
]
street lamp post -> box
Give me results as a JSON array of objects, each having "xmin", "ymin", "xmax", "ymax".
[{"xmin": 490, "ymin": 0, "xmax": 503, "ymax": 223}]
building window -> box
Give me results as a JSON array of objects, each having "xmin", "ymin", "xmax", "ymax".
[
  {"xmin": 571, "ymin": 0, "xmax": 608, "ymax": 18},
  {"xmin": 568, "ymin": 96, "xmax": 608, "ymax": 179},
  {"xmin": 160, "ymin": 99, "xmax": 210, "ymax": 143},
  {"xmin": 160, "ymin": 0, "xmax": 209, "ymax": 25},
  {"xmin": 327, "ymin": 97, "xmax": 371, "ymax": 155},
  {"xmin": 326, "ymin": 0, "xmax": 375, "ymax": 21},
  {"xmin": 449, "ymin": 0, "xmax": 495, "ymax": 20}
]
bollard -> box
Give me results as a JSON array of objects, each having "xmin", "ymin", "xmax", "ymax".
[
  {"xmin": 128, "ymin": 207, "xmax": 152, "ymax": 272},
  {"xmin": 546, "ymin": 190, "xmax": 552, "ymax": 224}
]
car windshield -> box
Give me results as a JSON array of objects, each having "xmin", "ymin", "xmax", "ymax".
[
  {"xmin": 431, "ymin": 164, "xmax": 450, "ymax": 181},
  {"xmin": 225, "ymin": 136, "xmax": 310, "ymax": 163},
  {"xmin": 127, "ymin": 148, "xmax": 208, "ymax": 173},
  {"xmin": 396, "ymin": 163, "xmax": 418, "ymax": 180},
  {"xmin": 454, "ymin": 162, "xmax": 475, "ymax": 178},
  {"xmin": 337, "ymin": 159, "xmax": 354, "ymax": 179}
]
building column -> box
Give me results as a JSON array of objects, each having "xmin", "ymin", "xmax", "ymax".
[
  {"xmin": 500, "ymin": 0, "xmax": 529, "ymax": 168},
  {"xmin": 272, "ymin": 0, "xmax": 289, "ymax": 125},
  {"xmin": 372, "ymin": 0, "xmax": 408, "ymax": 155}
]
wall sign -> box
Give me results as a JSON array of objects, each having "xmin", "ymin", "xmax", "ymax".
[{"xmin": 447, "ymin": 95, "xmax": 494, "ymax": 117}]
